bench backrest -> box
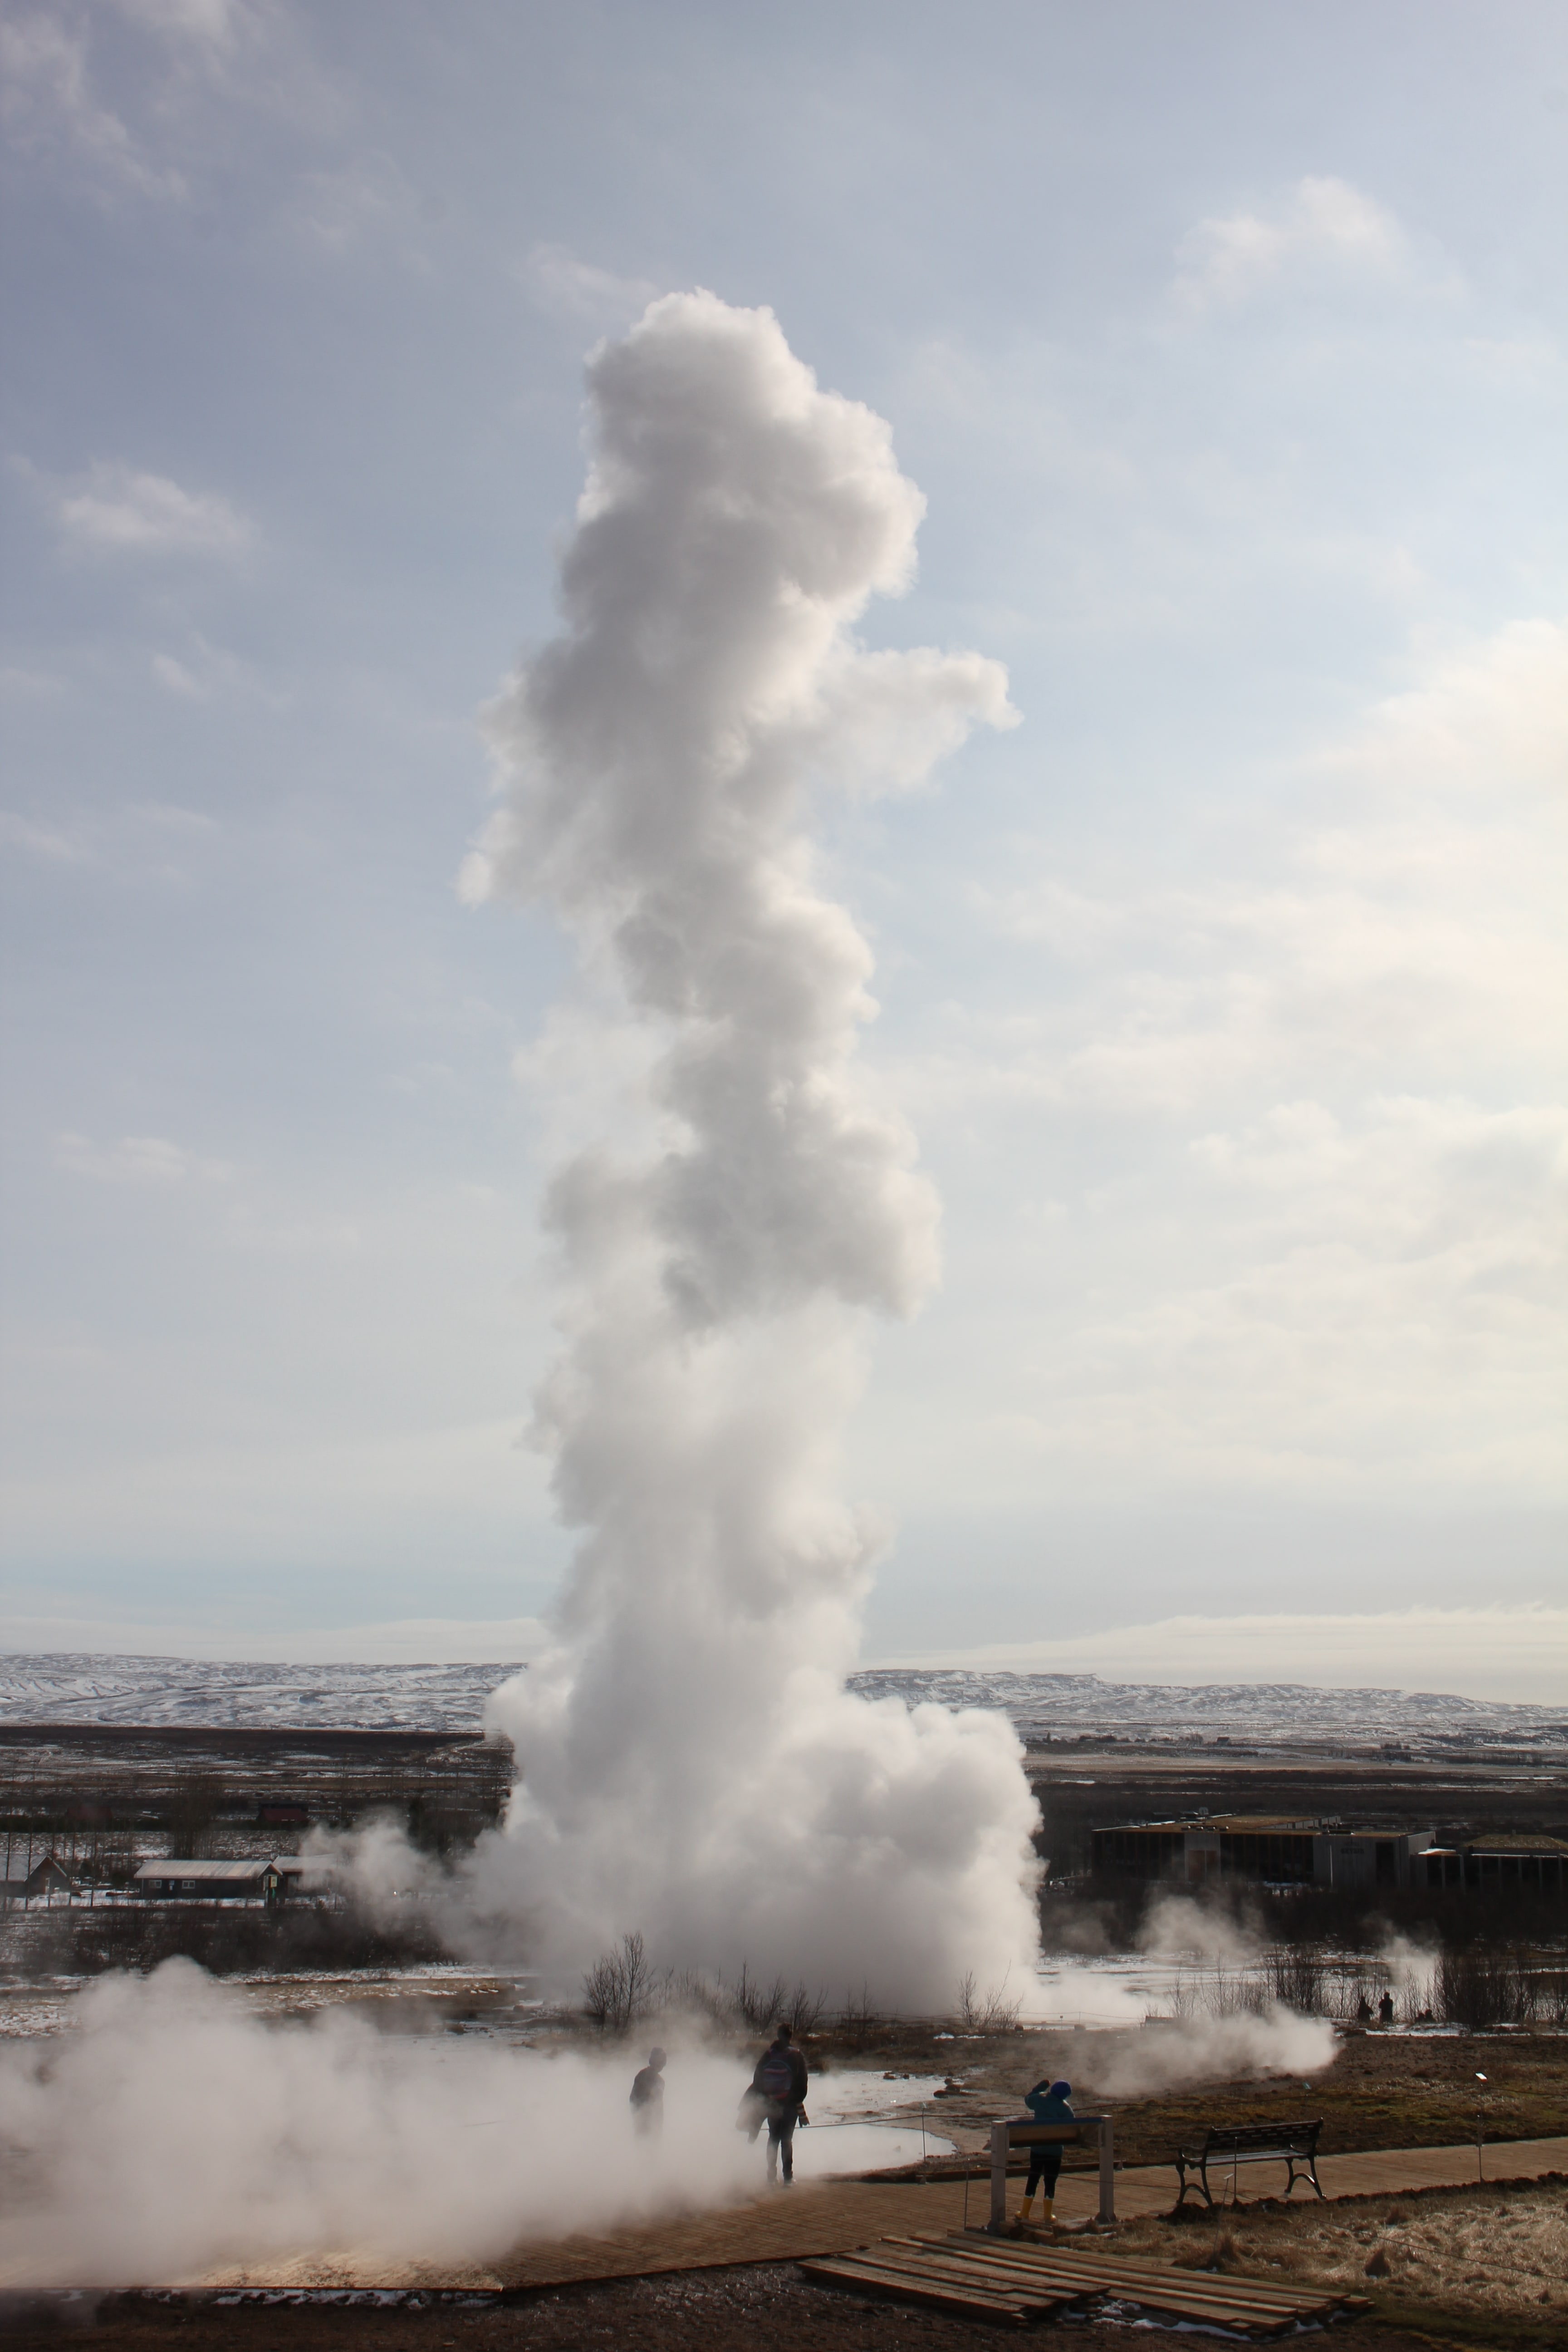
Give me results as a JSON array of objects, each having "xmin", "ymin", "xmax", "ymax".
[{"xmin": 1204, "ymin": 2119, "xmax": 1320, "ymax": 2154}]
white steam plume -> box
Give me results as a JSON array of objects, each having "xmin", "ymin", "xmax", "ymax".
[
  {"xmin": 458, "ymin": 291, "xmax": 1037, "ymax": 2006},
  {"xmin": 0, "ymin": 1963, "xmax": 769, "ymax": 2288}
]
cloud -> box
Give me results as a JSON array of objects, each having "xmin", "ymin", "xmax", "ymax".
[
  {"xmin": 947, "ymin": 617, "xmax": 1568, "ymax": 1115},
  {"xmin": 108, "ymin": 0, "xmax": 250, "ymax": 49},
  {"xmin": 0, "ymin": 810, "xmax": 86, "ymax": 862},
  {"xmin": 0, "ymin": 9, "xmax": 185, "ymax": 198},
  {"xmin": 0, "ymin": 799, "xmax": 218, "ymax": 874},
  {"xmin": 56, "ymin": 1132, "xmax": 232, "ymax": 1186},
  {"xmin": 869, "ymin": 616, "xmax": 1568, "ymax": 1511},
  {"xmin": 151, "ymin": 637, "xmax": 272, "ymax": 700},
  {"xmin": 1173, "ymin": 176, "xmax": 1410, "ymax": 312},
  {"xmin": 884, "ymin": 1605, "xmax": 1568, "ymax": 1706},
  {"xmin": 290, "ymin": 154, "xmax": 430, "ymax": 259},
  {"xmin": 0, "ymin": 1615, "xmax": 551, "ymax": 1665},
  {"xmin": 58, "ymin": 463, "xmax": 254, "ymax": 557},
  {"xmin": 0, "ymin": 664, "xmax": 65, "ymax": 701},
  {"xmin": 522, "ymin": 243, "xmax": 661, "ymax": 326}
]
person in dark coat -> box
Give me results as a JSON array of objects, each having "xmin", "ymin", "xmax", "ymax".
[
  {"xmin": 749, "ymin": 2022, "xmax": 809, "ymax": 2185},
  {"xmin": 1018, "ymin": 2078, "xmax": 1073, "ymax": 2225},
  {"xmin": 629, "ymin": 2045, "xmax": 666, "ymax": 2137}
]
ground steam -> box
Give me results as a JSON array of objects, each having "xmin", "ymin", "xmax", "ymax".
[
  {"xmin": 0, "ymin": 1963, "xmax": 768, "ymax": 2287},
  {"xmin": 454, "ymin": 291, "xmax": 1038, "ymax": 2006}
]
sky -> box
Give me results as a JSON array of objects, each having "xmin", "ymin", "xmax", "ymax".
[{"xmin": 0, "ymin": 0, "xmax": 1564, "ymax": 1700}]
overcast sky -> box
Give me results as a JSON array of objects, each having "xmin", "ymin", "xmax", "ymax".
[{"xmin": 1, "ymin": 0, "xmax": 1563, "ymax": 1699}]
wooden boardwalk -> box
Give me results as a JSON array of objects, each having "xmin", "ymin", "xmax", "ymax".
[
  {"xmin": 164, "ymin": 2134, "xmax": 1568, "ymax": 2298},
  {"xmin": 482, "ymin": 2135, "xmax": 1568, "ymax": 2294}
]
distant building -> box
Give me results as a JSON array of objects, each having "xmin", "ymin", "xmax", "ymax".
[
  {"xmin": 1418, "ymin": 1838, "xmax": 1567, "ymax": 1896},
  {"xmin": 133, "ymin": 1858, "xmax": 286, "ymax": 1905},
  {"xmin": 1090, "ymin": 1815, "xmax": 1436, "ymax": 1888},
  {"xmin": 0, "ymin": 1852, "xmax": 75, "ymax": 1906},
  {"xmin": 257, "ymin": 1803, "xmax": 310, "ymax": 1827},
  {"xmin": 1090, "ymin": 1816, "xmax": 1565, "ymax": 1897}
]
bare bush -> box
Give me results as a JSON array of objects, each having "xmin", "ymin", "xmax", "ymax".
[
  {"xmin": 957, "ymin": 1968, "xmax": 1021, "ymax": 2031},
  {"xmin": 580, "ymin": 1929, "xmax": 656, "ymax": 2033},
  {"xmin": 838, "ymin": 1980, "xmax": 880, "ymax": 2028},
  {"xmin": 1435, "ymin": 1944, "xmax": 1532, "ymax": 2029},
  {"xmin": 730, "ymin": 1963, "xmax": 789, "ymax": 2033},
  {"xmin": 591, "ymin": 1952, "xmax": 830, "ymax": 2038},
  {"xmin": 1267, "ymin": 1946, "xmax": 1326, "ymax": 2014}
]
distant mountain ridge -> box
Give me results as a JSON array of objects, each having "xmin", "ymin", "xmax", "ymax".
[{"xmin": 1, "ymin": 1651, "xmax": 1561, "ymax": 1743}]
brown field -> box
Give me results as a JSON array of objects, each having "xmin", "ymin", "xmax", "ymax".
[
  {"xmin": 804, "ymin": 2016, "xmax": 1568, "ymax": 2168},
  {"xmin": 1117, "ymin": 2175, "xmax": 1568, "ymax": 2347}
]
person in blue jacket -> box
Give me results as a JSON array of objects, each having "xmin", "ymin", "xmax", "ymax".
[{"xmin": 1018, "ymin": 2078, "xmax": 1073, "ymax": 2225}]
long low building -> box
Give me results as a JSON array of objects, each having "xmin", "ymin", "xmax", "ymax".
[
  {"xmin": 1091, "ymin": 1815, "xmax": 1436, "ymax": 1889},
  {"xmin": 132, "ymin": 1857, "xmax": 288, "ymax": 1904},
  {"xmin": 1417, "ymin": 1836, "xmax": 1568, "ymax": 1896},
  {"xmin": 1090, "ymin": 1815, "xmax": 1568, "ymax": 1894}
]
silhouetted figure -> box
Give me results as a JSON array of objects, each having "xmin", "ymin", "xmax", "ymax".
[
  {"xmin": 1018, "ymin": 2079, "xmax": 1073, "ymax": 2226},
  {"xmin": 749, "ymin": 2023, "xmax": 809, "ymax": 2185},
  {"xmin": 630, "ymin": 2046, "xmax": 666, "ymax": 2137},
  {"xmin": 1355, "ymin": 1994, "xmax": 1373, "ymax": 2024},
  {"xmin": 1377, "ymin": 1991, "xmax": 1395, "ymax": 2027}
]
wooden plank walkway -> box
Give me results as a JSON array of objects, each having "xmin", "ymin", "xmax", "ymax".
[
  {"xmin": 802, "ymin": 2233, "xmax": 1375, "ymax": 2335},
  {"xmin": 169, "ymin": 2134, "xmax": 1568, "ymax": 2298},
  {"xmin": 489, "ymin": 2133, "xmax": 1568, "ymax": 2291}
]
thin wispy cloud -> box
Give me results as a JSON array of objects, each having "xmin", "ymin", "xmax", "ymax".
[
  {"xmin": 108, "ymin": 0, "xmax": 250, "ymax": 51},
  {"xmin": 0, "ymin": 799, "xmax": 219, "ymax": 874},
  {"xmin": 523, "ymin": 243, "xmax": 661, "ymax": 326},
  {"xmin": 1172, "ymin": 175, "xmax": 1410, "ymax": 313},
  {"xmin": 55, "ymin": 1132, "xmax": 232, "ymax": 1186},
  {"xmin": 0, "ymin": 8, "xmax": 185, "ymax": 198},
  {"xmin": 57, "ymin": 462, "xmax": 254, "ymax": 557}
]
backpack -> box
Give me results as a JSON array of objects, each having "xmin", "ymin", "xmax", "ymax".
[{"xmin": 757, "ymin": 2045, "xmax": 795, "ymax": 2100}]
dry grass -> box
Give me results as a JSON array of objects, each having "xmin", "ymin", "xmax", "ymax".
[{"xmin": 1115, "ymin": 2177, "xmax": 1568, "ymax": 2340}]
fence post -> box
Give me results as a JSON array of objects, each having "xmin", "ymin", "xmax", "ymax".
[
  {"xmin": 1098, "ymin": 2117, "xmax": 1116, "ymax": 2223},
  {"xmin": 989, "ymin": 2122, "xmax": 1009, "ymax": 2233}
]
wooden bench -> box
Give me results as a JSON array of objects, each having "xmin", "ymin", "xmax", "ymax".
[{"xmin": 1174, "ymin": 2119, "xmax": 1324, "ymax": 2210}]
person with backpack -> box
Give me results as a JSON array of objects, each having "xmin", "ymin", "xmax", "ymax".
[
  {"xmin": 747, "ymin": 2022, "xmax": 809, "ymax": 2185},
  {"xmin": 1017, "ymin": 2078, "xmax": 1074, "ymax": 2226}
]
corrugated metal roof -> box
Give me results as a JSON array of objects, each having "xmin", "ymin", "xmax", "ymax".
[
  {"xmin": 1467, "ymin": 1835, "xmax": 1568, "ymax": 1856},
  {"xmin": 133, "ymin": 1858, "xmax": 278, "ymax": 1881}
]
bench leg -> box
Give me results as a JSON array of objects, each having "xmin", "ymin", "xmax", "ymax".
[{"xmin": 1173, "ymin": 2157, "xmax": 1211, "ymax": 2212}]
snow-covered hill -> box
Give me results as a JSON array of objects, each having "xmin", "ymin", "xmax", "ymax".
[
  {"xmin": 0, "ymin": 1655, "xmax": 517, "ymax": 1731},
  {"xmin": 847, "ymin": 1668, "xmax": 1567, "ymax": 1745},
  {"xmin": 0, "ymin": 1651, "xmax": 1561, "ymax": 1744}
]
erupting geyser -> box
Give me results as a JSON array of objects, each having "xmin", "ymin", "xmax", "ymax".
[{"xmin": 458, "ymin": 291, "xmax": 1040, "ymax": 2006}]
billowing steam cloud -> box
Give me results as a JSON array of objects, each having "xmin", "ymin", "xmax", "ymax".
[
  {"xmin": 457, "ymin": 291, "xmax": 1038, "ymax": 2005},
  {"xmin": 0, "ymin": 1964, "xmax": 769, "ymax": 2288}
]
